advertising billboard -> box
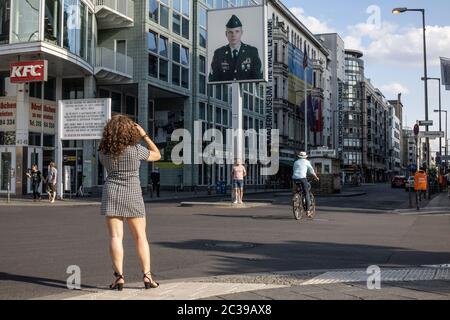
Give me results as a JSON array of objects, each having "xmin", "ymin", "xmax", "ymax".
[{"xmin": 10, "ymin": 60, "xmax": 48, "ymax": 83}]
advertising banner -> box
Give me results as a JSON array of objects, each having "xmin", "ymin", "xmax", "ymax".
[
  {"xmin": 441, "ymin": 57, "xmax": 450, "ymax": 90},
  {"xmin": 29, "ymin": 99, "xmax": 56, "ymax": 134},
  {"xmin": 10, "ymin": 60, "xmax": 48, "ymax": 83},
  {"xmin": 0, "ymin": 98, "xmax": 16, "ymax": 131}
]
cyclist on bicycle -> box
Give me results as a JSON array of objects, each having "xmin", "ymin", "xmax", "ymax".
[{"xmin": 292, "ymin": 151, "xmax": 319, "ymax": 216}]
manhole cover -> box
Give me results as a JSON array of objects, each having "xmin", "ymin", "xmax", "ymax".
[{"xmin": 205, "ymin": 242, "xmax": 254, "ymax": 249}]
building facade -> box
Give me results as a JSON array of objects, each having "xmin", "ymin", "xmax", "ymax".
[{"xmin": 268, "ymin": 0, "xmax": 330, "ymax": 186}]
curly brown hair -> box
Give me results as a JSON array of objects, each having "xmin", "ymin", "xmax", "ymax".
[{"xmin": 98, "ymin": 115, "xmax": 141, "ymax": 157}]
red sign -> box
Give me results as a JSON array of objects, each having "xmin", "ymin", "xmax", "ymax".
[{"xmin": 10, "ymin": 60, "xmax": 48, "ymax": 83}]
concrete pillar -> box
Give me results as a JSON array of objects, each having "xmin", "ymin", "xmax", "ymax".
[
  {"xmin": 15, "ymin": 83, "xmax": 29, "ymax": 195},
  {"xmin": 183, "ymin": 96, "xmax": 194, "ymax": 188},
  {"xmin": 138, "ymin": 81, "xmax": 149, "ymax": 189},
  {"xmin": 82, "ymin": 75, "xmax": 96, "ymax": 189}
]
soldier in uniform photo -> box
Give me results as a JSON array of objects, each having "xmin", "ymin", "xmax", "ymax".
[{"xmin": 209, "ymin": 14, "xmax": 263, "ymax": 82}]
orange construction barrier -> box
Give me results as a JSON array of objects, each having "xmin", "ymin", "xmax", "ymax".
[{"xmin": 414, "ymin": 171, "xmax": 427, "ymax": 191}]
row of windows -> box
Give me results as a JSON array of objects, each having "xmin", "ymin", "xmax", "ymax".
[
  {"xmin": 149, "ymin": 0, "xmax": 190, "ymax": 40},
  {"xmin": 272, "ymin": 13, "xmax": 318, "ymax": 60},
  {"xmin": 148, "ymin": 30, "xmax": 189, "ymax": 88},
  {"xmin": 198, "ymin": 102, "xmax": 263, "ymax": 130},
  {"xmin": 0, "ymin": 0, "xmax": 95, "ymax": 64}
]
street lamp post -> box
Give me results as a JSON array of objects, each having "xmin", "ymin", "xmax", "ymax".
[
  {"xmin": 424, "ymin": 77, "xmax": 442, "ymax": 168},
  {"xmin": 393, "ymin": 7, "xmax": 430, "ymax": 170},
  {"xmin": 434, "ymin": 109, "xmax": 448, "ymax": 173}
]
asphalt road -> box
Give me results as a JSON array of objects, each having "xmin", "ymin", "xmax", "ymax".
[{"xmin": 0, "ymin": 184, "xmax": 449, "ymax": 299}]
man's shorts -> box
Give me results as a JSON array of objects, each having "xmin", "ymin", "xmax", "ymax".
[
  {"xmin": 48, "ymin": 183, "xmax": 56, "ymax": 193},
  {"xmin": 233, "ymin": 180, "xmax": 244, "ymax": 189}
]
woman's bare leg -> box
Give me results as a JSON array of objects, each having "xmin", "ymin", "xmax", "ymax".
[
  {"xmin": 106, "ymin": 217, "xmax": 125, "ymax": 282},
  {"xmin": 127, "ymin": 217, "xmax": 151, "ymax": 274}
]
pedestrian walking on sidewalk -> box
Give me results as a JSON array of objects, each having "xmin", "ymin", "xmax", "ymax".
[
  {"xmin": 26, "ymin": 164, "xmax": 42, "ymax": 201},
  {"xmin": 151, "ymin": 167, "xmax": 161, "ymax": 197},
  {"xmin": 45, "ymin": 162, "xmax": 57, "ymax": 203},
  {"xmin": 99, "ymin": 115, "xmax": 161, "ymax": 291},
  {"xmin": 231, "ymin": 159, "xmax": 246, "ymax": 205}
]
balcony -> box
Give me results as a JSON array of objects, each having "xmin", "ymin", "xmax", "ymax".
[
  {"xmin": 95, "ymin": 0, "xmax": 134, "ymax": 29},
  {"xmin": 312, "ymin": 59, "xmax": 324, "ymax": 73},
  {"xmin": 95, "ymin": 47, "xmax": 133, "ymax": 83}
]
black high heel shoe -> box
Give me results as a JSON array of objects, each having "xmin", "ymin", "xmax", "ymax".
[
  {"xmin": 110, "ymin": 271, "xmax": 124, "ymax": 291},
  {"xmin": 143, "ymin": 271, "xmax": 159, "ymax": 289}
]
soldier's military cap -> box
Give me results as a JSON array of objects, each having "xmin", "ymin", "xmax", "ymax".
[{"xmin": 226, "ymin": 15, "xmax": 242, "ymax": 28}]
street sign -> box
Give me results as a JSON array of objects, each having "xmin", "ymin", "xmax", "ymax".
[
  {"xmin": 419, "ymin": 120, "xmax": 433, "ymax": 126},
  {"xmin": 414, "ymin": 124, "xmax": 420, "ymax": 136},
  {"xmin": 418, "ymin": 131, "xmax": 445, "ymax": 139}
]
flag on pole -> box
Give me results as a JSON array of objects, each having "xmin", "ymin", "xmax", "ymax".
[
  {"xmin": 303, "ymin": 43, "xmax": 308, "ymax": 70},
  {"xmin": 441, "ymin": 57, "xmax": 450, "ymax": 90}
]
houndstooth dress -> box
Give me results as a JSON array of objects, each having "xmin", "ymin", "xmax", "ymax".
[{"xmin": 99, "ymin": 144, "xmax": 150, "ymax": 218}]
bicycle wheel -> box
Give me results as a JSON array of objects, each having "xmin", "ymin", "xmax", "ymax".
[
  {"xmin": 292, "ymin": 193, "xmax": 303, "ymax": 220},
  {"xmin": 308, "ymin": 193, "xmax": 317, "ymax": 219}
]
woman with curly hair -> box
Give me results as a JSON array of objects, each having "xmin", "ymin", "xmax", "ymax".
[{"xmin": 98, "ymin": 115, "xmax": 161, "ymax": 291}]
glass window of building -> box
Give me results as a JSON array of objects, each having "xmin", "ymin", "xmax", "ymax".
[
  {"xmin": 199, "ymin": 55, "xmax": 206, "ymax": 94},
  {"xmin": 0, "ymin": 0, "xmax": 10, "ymax": 44},
  {"xmin": 87, "ymin": 11, "xmax": 93, "ymax": 64},
  {"xmin": 148, "ymin": 31, "xmax": 157, "ymax": 53},
  {"xmin": 172, "ymin": 64, "xmax": 180, "ymax": 85},
  {"xmin": 149, "ymin": 0, "xmax": 158, "ymax": 22},
  {"xmin": 63, "ymin": 0, "xmax": 87, "ymax": 57},
  {"xmin": 29, "ymin": 78, "xmax": 56, "ymax": 101},
  {"xmin": 149, "ymin": 54, "xmax": 158, "ymax": 78},
  {"xmin": 172, "ymin": 42, "xmax": 180, "ymax": 62},
  {"xmin": 182, "ymin": 16, "xmax": 189, "ymax": 39},
  {"xmin": 159, "ymin": 59, "xmax": 169, "ymax": 82},
  {"xmin": 173, "ymin": 0, "xmax": 181, "ymax": 12},
  {"xmin": 160, "ymin": 3, "xmax": 169, "ymax": 29},
  {"xmin": 173, "ymin": 12, "xmax": 181, "ymax": 35},
  {"xmin": 181, "ymin": 47, "xmax": 189, "ymax": 66},
  {"xmin": 159, "ymin": 36, "xmax": 168, "ymax": 56},
  {"xmin": 62, "ymin": 78, "xmax": 84, "ymax": 99},
  {"xmin": 222, "ymin": 109, "xmax": 228, "ymax": 126},
  {"xmin": 215, "ymin": 107, "xmax": 222, "ymax": 125},
  {"xmin": 199, "ymin": 102, "xmax": 206, "ymax": 120},
  {"xmin": 11, "ymin": 0, "xmax": 40, "ymax": 43},
  {"xmin": 199, "ymin": 6, "xmax": 206, "ymax": 48},
  {"xmin": 44, "ymin": 0, "xmax": 62, "ymax": 45},
  {"xmin": 79, "ymin": 2, "xmax": 86, "ymax": 59}
]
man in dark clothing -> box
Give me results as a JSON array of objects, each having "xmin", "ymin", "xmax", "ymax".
[
  {"xmin": 26, "ymin": 164, "xmax": 42, "ymax": 201},
  {"xmin": 151, "ymin": 168, "xmax": 161, "ymax": 198}
]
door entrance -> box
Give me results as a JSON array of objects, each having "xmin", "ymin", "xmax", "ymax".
[
  {"xmin": 62, "ymin": 149, "xmax": 83, "ymax": 195},
  {"xmin": 0, "ymin": 147, "xmax": 16, "ymax": 194}
]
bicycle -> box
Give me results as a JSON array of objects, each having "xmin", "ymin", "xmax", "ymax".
[{"xmin": 292, "ymin": 179, "xmax": 316, "ymax": 221}]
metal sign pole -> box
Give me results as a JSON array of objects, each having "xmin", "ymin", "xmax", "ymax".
[
  {"xmin": 57, "ymin": 101, "xmax": 63, "ymax": 200},
  {"xmin": 232, "ymin": 82, "xmax": 243, "ymax": 162}
]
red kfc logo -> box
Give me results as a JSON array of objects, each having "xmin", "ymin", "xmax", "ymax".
[{"xmin": 10, "ymin": 60, "xmax": 48, "ymax": 83}]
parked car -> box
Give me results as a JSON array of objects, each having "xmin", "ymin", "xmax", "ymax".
[
  {"xmin": 404, "ymin": 176, "xmax": 415, "ymax": 191},
  {"xmin": 391, "ymin": 176, "xmax": 406, "ymax": 188}
]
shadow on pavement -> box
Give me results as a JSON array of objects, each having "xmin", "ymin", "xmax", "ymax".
[
  {"xmin": 156, "ymin": 239, "xmax": 450, "ymax": 277},
  {"xmin": 0, "ymin": 272, "xmax": 99, "ymax": 290}
]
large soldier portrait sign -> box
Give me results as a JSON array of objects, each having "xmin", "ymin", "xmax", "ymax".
[{"xmin": 207, "ymin": 5, "xmax": 268, "ymax": 84}]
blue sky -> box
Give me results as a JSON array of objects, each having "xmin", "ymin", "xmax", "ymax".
[{"xmin": 282, "ymin": 0, "xmax": 450, "ymax": 154}]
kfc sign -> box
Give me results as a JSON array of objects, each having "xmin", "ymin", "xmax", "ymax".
[{"xmin": 10, "ymin": 60, "xmax": 48, "ymax": 83}]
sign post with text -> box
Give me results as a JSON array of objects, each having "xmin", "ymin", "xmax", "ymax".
[{"xmin": 56, "ymin": 98, "xmax": 111, "ymax": 199}]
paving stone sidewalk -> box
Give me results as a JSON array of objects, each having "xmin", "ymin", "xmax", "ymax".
[{"xmin": 36, "ymin": 267, "xmax": 450, "ymax": 300}]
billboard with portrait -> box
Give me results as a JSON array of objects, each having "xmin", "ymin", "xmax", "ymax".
[{"xmin": 207, "ymin": 5, "xmax": 267, "ymax": 84}]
